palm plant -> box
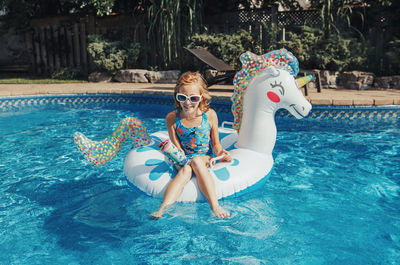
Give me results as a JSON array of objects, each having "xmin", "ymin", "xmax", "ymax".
[
  {"xmin": 311, "ymin": 0, "xmax": 366, "ymax": 38},
  {"xmin": 147, "ymin": 0, "xmax": 204, "ymax": 69}
]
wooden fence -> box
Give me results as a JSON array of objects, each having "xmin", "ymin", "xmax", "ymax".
[
  {"xmin": 5, "ymin": 8, "xmax": 322, "ymax": 74},
  {"xmin": 25, "ymin": 15, "xmax": 150, "ymax": 75}
]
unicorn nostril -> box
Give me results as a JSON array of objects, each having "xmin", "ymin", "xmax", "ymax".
[{"xmin": 302, "ymin": 106, "xmax": 305, "ymax": 111}]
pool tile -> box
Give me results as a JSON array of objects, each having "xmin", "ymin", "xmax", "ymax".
[{"xmin": 1, "ymin": 94, "xmax": 399, "ymax": 121}]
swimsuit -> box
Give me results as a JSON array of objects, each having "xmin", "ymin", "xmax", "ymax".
[{"xmin": 175, "ymin": 110, "xmax": 212, "ymax": 159}]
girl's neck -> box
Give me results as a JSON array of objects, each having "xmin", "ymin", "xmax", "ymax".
[{"xmin": 179, "ymin": 109, "xmax": 201, "ymax": 119}]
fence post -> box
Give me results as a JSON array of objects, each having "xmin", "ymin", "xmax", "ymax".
[
  {"xmin": 87, "ymin": 15, "xmax": 96, "ymax": 73},
  {"xmin": 73, "ymin": 23, "xmax": 81, "ymax": 68},
  {"xmin": 80, "ymin": 19, "xmax": 88, "ymax": 75},
  {"xmin": 46, "ymin": 26, "xmax": 55, "ymax": 74},
  {"xmin": 66, "ymin": 26, "xmax": 74, "ymax": 67},
  {"xmin": 59, "ymin": 26, "xmax": 67, "ymax": 67},
  {"xmin": 39, "ymin": 26, "xmax": 48, "ymax": 74},
  {"xmin": 25, "ymin": 30, "xmax": 35, "ymax": 73},
  {"xmin": 33, "ymin": 28, "xmax": 42, "ymax": 74},
  {"xmin": 52, "ymin": 25, "xmax": 61, "ymax": 71}
]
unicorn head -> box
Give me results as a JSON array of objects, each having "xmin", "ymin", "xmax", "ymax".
[{"xmin": 231, "ymin": 49, "xmax": 312, "ymax": 155}]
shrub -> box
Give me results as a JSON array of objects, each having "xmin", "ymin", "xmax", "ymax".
[
  {"xmin": 273, "ymin": 26, "xmax": 374, "ymax": 72},
  {"xmin": 87, "ymin": 35, "xmax": 140, "ymax": 74},
  {"xmin": 385, "ymin": 40, "xmax": 400, "ymax": 75},
  {"xmin": 187, "ymin": 30, "xmax": 262, "ymax": 69},
  {"xmin": 51, "ymin": 67, "xmax": 83, "ymax": 80}
]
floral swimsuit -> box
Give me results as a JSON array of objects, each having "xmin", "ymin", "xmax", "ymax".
[{"xmin": 175, "ymin": 110, "xmax": 213, "ymax": 159}]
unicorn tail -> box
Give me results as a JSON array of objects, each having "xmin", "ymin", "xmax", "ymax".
[{"xmin": 73, "ymin": 117, "xmax": 151, "ymax": 167}]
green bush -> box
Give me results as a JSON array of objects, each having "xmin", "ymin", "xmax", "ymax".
[
  {"xmin": 272, "ymin": 26, "xmax": 373, "ymax": 72},
  {"xmin": 385, "ymin": 40, "xmax": 400, "ymax": 75},
  {"xmin": 87, "ymin": 35, "xmax": 140, "ymax": 74},
  {"xmin": 186, "ymin": 27, "xmax": 375, "ymax": 73},
  {"xmin": 51, "ymin": 67, "xmax": 83, "ymax": 80},
  {"xmin": 187, "ymin": 30, "xmax": 262, "ymax": 70}
]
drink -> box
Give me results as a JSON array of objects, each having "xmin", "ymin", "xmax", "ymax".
[{"xmin": 158, "ymin": 139, "xmax": 188, "ymax": 167}]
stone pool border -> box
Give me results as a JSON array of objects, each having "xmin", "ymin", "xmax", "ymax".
[
  {"xmin": 0, "ymin": 83, "xmax": 400, "ymax": 106},
  {"xmin": 1, "ymin": 93, "xmax": 399, "ymax": 121}
]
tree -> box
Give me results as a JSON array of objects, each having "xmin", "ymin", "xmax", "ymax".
[
  {"xmin": 147, "ymin": 0, "xmax": 204, "ymax": 68},
  {"xmin": 0, "ymin": 0, "xmax": 147, "ymax": 31}
]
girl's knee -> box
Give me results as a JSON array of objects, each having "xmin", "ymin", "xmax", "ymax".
[
  {"xmin": 190, "ymin": 156, "xmax": 207, "ymax": 171},
  {"xmin": 177, "ymin": 165, "xmax": 192, "ymax": 182},
  {"xmin": 181, "ymin": 165, "xmax": 192, "ymax": 175}
]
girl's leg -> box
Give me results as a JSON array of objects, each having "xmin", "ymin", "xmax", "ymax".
[
  {"xmin": 191, "ymin": 156, "xmax": 230, "ymax": 218},
  {"xmin": 150, "ymin": 164, "xmax": 193, "ymax": 219}
]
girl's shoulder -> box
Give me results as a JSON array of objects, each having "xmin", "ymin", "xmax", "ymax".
[
  {"xmin": 166, "ymin": 110, "xmax": 177, "ymax": 118},
  {"xmin": 205, "ymin": 108, "xmax": 217, "ymax": 123},
  {"xmin": 205, "ymin": 108, "xmax": 216, "ymax": 117},
  {"xmin": 166, "ymin": 110, "xmax": 177, "ymax": 127}
]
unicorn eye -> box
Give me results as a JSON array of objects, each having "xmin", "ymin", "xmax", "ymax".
[{"xmin": 270, "ymin": 81, "xmax": 285, "ymax": 95}]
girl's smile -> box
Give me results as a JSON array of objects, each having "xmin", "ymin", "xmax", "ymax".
[{"xmin": 179, "ymin": 85, "xmax": 202, "ymax": 116}]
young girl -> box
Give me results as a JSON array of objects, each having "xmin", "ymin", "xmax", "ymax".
[{"xmin": 151, "ymin": 72, "xmax": 232, "ymax": 219}]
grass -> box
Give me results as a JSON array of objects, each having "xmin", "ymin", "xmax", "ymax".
[{"xmin": 0, "ymin": 73, "xmax": 88, "ymax": 84}]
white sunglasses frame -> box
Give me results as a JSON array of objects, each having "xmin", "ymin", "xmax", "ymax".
[{"xmin": 175, "ymin": 93, "xmax": 202, "ymax": 103}]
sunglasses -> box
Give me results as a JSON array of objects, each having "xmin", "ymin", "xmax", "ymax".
[{"xmin": 176, "ymin": 93, "xmax": 202, "ymax": 103}]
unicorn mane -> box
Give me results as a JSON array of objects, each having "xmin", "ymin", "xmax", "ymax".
[{"xmin": 231, "ymin": 49, "xmax": 300, "ymax": 131}]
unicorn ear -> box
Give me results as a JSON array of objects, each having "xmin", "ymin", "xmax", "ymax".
[{"xmin": 265, "ymin": 66, "xmax": 279, "ymax": 77}]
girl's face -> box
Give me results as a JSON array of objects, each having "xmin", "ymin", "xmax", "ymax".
[{"xmin": 178, "ymin": 84, "xmax": 202, "ymax": 115}]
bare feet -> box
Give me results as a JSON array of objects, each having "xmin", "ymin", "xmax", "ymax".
[
  {"xmin": 212, "ymin": 205, "xmax": 230, "ymax": 218},
  {"xmin": 150, "ymin": 205, "xmax": 167, "ymax": 219}
]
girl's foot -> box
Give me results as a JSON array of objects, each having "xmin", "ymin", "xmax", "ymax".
[
  {"xmin": 150, "ymin": 205, "xmax": 167, "ymax": 219},
  {"xmin": 212, "ymin": 205, "xmax": 230, "ymax": 218}
]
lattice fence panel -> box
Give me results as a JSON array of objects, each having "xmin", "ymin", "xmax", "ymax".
[
  {"xmin": 237, "ymin": 9, "xmax": 272, "ymax": 24},
  {"xmin": 278, "ymin": 10, "xmax": 321, "ymax": 27}
]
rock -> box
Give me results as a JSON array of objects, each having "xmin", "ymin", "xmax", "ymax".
[
  {"xmin": 203, "ymin": 69, "xmax": 233, "ymax": 84},
  {"xmin": 88, "ymin": 72, "xmax": 112, "ymax": 82},
  {"xmin": 319, "ymin": 70, "xmax": 339, "ymax": 88},
  {"xmin": 114, "ymin": 69, "xmax": 149, "ymax": 83},
  {"xmin": 374, "ymin": 75, "xmax": 400, "ymax": 89},
  {"xmin": 339, "ymin": 71, "xmax": 375, "ymax": 90},
  {"xmin": 204, "ymin": 69, "xmax": 218, "ymax": 81},
  {"xmin": 145, "ymin": 70, "xmax": 180, "ymax": 83},
  {"xmin": 393, "ymin": 76, "xmax": 400, "ymax": 89},
  {"xmin": 373, "ymin": 76, "xmax": 392, "ymax": 88}
]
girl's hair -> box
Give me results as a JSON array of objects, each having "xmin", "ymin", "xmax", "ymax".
[{"xmin": 174, "ymin": 72, "xmax": 211, "ymax": 112}]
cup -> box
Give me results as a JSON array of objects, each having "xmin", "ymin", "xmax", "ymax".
[{"xmin": 158, "ymin": 139, "xmax": 188, "ymax": 167}]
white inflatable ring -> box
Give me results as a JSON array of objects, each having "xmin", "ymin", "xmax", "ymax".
[{"xmin": 123, "ymin": 127, "xmax": 273, "ymax": 202}]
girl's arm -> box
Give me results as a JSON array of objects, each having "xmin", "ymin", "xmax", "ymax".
[
  {"xmin": 166, "ymin": 111, "xmax": 185, "ymax": 153},
  {"xmin": 208, "ymin": 109, "xmax": 232, "ymax": 162}
]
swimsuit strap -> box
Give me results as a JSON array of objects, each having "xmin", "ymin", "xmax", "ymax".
[
  {"xmin": 175, "ymin": 109, "xmax": 183, "ymax": 128},
  {"xmin": 201, "ymin": 111, "xmax": 209, "ymax": 129},
  {"xmin": 175, "ymin": 109, "xmax": 208, "ymax": 129}
]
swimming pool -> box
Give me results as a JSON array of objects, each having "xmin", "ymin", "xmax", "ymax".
[{"xmin": 1, "ymin": 94, "xmax": 399, "ymax": 264}]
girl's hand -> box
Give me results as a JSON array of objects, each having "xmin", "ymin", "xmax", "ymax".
[{"xmin": 217, "ymin": 149, "xmax": 232, "ymax": 162}]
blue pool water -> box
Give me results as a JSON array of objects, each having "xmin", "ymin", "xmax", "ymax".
[{"xmin": 1, "ymin": 95, "xmax": 399, "ymax": 264}]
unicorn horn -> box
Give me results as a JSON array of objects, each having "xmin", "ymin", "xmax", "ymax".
[{"xmin": 296, "ymin": 74, "xmax": 313, "ymax": 87}]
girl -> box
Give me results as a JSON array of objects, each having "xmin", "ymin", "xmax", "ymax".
[{"xmin": 151, "ymin": 72, "xmax": 232, "ymax": 219}]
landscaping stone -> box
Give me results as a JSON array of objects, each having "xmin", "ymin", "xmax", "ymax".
[
  {"xmin": 88, "ymin": 72, "xmax": 112, "ymax": 82},
  {"xmin": 204, "ymin": 69, "xmax": 218, "ymax": 81},
  {"xmin": 339, "ymin": 71, "xmax": 375, "ymax": 90},
  {"xmin": 114, "ymin": 69, "xmax": 149, "ymax": 83},
  {"xmin": 145, "ymin": 70, "xmax": 180, "ymax": 83},
  {"xmin": 374, "ymin": 75, "xmax": 400, "ymax": 89},
  {"xmin": 319, "ymin": 70, "xmax": 339, "ymax": 88}
]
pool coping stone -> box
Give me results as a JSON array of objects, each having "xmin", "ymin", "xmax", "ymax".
[{"xmin": 1, "ymin": 82, "xmax": 400, "ymax": 105}]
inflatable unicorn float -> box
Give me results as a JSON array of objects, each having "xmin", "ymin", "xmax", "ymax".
[{"xmin": 74, "ymin": 49, "xmax": 312, "ymax": 202}]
